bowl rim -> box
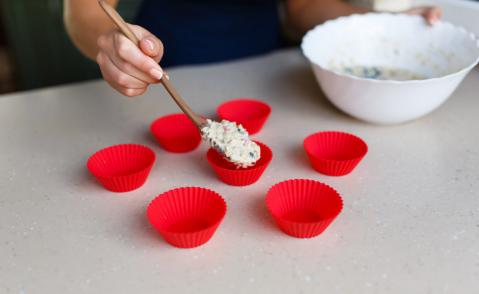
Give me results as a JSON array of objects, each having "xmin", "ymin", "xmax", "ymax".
[{"xmin": 301, "ymin": 13, "xmax": 479, "ymax": 84}]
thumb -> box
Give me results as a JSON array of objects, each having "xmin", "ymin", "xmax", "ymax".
[
  {"xmin": 406, "ymin": 6, "xmax": 442, "ymax": 26},
  {"xmin": 139, "ymin": 36, "xmax": 164, "ymax": 63},
  {"xmin": 425, "ymin": 7, "xmax": 442, "ymax": 25}
]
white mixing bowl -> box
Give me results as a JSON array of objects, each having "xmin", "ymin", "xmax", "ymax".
[{"xmin": 301, "ymin": 13, "xmax": 479, "ymax": 124}]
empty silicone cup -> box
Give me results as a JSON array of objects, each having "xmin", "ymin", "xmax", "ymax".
[
  {"xmin": 265, "ymin": 179, "xmax": 343, "ymax": 238},
  {"xmin": 217, "ymin": 98, "xmax": 271, "ymax": 135},
  {"xmin": 150, "ymin": 113, "xmax": 202, "ymax": 153},
  {"xmin": 87, "ymin": 144, "xmax": 156, "ymax": 192},
  {"xmin": 206, "ymin": 141, "xmax": 273, "ymax": 186},
  {"xmin": 147, "ymin": 187, "xmax": 227, "ymax": 248},
  {"xmin": 303, "ymin": 131, "xmax": 368, "ymax": 176}
]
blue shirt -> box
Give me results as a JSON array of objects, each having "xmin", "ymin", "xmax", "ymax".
[{"xmin": 135, "ymin": 0, "xmax": 282, "ymax": 67}]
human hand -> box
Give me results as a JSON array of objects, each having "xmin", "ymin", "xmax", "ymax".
[
  {"xmin": 96, "ymin": 24, "xmax": 164, "ymax": 97},
  {"xmin": 406, "ymin": 6, "xmax": 442, "ymax": 25}
]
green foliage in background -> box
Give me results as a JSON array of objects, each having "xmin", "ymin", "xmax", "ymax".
[{"xmin": 1, "ymin": 0, "xmax": 140, "ymax": 90}]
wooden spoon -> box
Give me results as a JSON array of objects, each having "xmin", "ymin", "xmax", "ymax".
[
  {"xmin": 98, "ymin": 0, "xmax": 206, "ymax": 128},
  {"xmin": 97, "ymin": 1, "xmax": 261, "ymax": 168}
]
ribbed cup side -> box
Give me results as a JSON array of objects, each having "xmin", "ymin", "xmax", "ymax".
[
  {"xmin": 265, "ymin": 179, "xmax": 343, "ymax": 238},
  {"xmin": 304, "ymin": 131, "xmax": 367, "ymax": 176},
  {"xmin": 147, "ymin": 187, "xmax": 227, "ymax": 248},
  {"xmin": 87, "ymin": 144, "xmax": 156, "ymax": 192},
  {"xmin": 217, "ymin": 99, "xmax": 272, "ymax": 135},
  {"xmin": 206, "ymin": 141, "xmax": 273, "ymax": 186}
]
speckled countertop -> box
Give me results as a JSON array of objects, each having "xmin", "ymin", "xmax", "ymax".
[{"xmin": 1, "ymin": 49, "xmax": 478, "ymax": 293}]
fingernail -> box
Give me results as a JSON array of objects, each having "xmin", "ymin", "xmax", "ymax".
[
  {"xmin": 144, "ymin": 38, "xmax": 155, "ymax": 51},
  {"xmin": 150, "ymin": 68, "xmax": 163, "ymax": 80}
]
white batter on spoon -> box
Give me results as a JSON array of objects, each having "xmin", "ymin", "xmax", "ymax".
[{"xmin": 201, "ymin": 119, "xmax": 261, "ymax": 168}]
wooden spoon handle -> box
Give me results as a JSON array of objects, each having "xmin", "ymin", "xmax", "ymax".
[
  {"xmin": 98, "ymin": 0, "xmax": 139, "ymax": 44},
  {"xmin": 160, "ymin": 77, "xmax": 206, "ymax": 127},
  {"xmin": 98, "ymin": 0, "xmax": 206, "ymax": 128}
]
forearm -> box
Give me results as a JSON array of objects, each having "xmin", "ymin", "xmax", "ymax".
[
  {"xmin": 286, "ymin": 0, "xmax": 371, "ymax": 34},
  {"xmin": 64, "ymin": 0, "xmax": 118, "ymax": 60}
]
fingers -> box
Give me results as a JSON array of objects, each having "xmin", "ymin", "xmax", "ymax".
[
  {"xmin": 406, "ymin": 6, "xmax": 442, "ymax": 25},
  {"xmin": 139, "ymin": 37, "xmax": 164, "ymax": 63},
  {"xmin": 106, "ymin": 46, "xmax": 158, "ymax": 84},
  {"xmin": 98, "ymin": 31, "xmax": 159, "ymax": 84},
  {"xmin": 96, "ymin": 24, "xmax": 166, "ymax": 97},
  {"xmin": 96, "ymin": 52, "xmax": 148, "ymax": 97},
  {"xmin": 114, "ymin": 87, "xmax": 147, "ymax": 97},
  {"xmin": 113, "ymin": 32, "xmax": 164, "ymax": 80},
  {"xmin": 425, "ymin": 6, "xmax": 442, "ymax": 25},
  {"xmin": 131, "ymin": 24, "xmax": 164, "ymax": 69}
]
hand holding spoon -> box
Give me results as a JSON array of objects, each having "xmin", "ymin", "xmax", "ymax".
[
  {"xmin": 98, "ymin": 0, "xmax": 205, "ymax": 127},
  {"xmin": 98, "ymin": 0, "xmax": 260, "ymax": 167}
]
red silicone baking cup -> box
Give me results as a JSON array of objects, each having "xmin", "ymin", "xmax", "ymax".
[
  {"xmin": 150, "ymin": 113, "xmax": 201, "ymax": 153},
  {"xmin": 206, "ymin": 141, "xmax": 273, "ymax": 186},
  {"xmin": 303, "ymin": 131, "xmax": 368, "ymax": 176},
  {"xmin": 87, "ymin": 144, "xmax": 156, "ymax": 192},
  {"xmin": 217, "ymin": 99, "xmax": 271, "ymax": 135},
  {"xmin": 265, "ymin": 179, "xmax": 343, "ymax": 238},
  {"xmin": 147, "ymin": 187, "xmax": 227, "ymax": 248}
]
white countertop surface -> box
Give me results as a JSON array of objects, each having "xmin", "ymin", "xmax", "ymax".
[{"xmin": 1, "ymin": 49, "xmax": 478, "ymax": 293}]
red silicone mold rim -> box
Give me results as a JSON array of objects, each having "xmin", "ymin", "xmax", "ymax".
[
  {"xmin": 303, "ymin": 131, "xmax": 368, "ymax": 176},
  {"xmin": 150, "ymin": 113, "xmax": 202, "ymax": 153},
  {"xmin": 147, "ymin": 187, "xmax": 227, "ymax": 248},
  {"xmin": 206, "ymin": 141, "xmax": 273, "ymax": 186},
  {"xmin": 86, "ymin": 144, "xmax": 156, "ymax": 192},
  {"xmin": 265, "ymin": 179, "xmax": 343, "ymax": 238},
  {"xmin": 217, "ymin": 98, "xmax": 271, "ymax": 135}
]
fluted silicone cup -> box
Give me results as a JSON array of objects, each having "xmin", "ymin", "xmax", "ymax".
[
  {"xmin": 303, "ymin": 131, "xmax": 368, "ymax": 176},
  {"xmin": 150, "ymin": 113, "xmax": 202, "ymax": 153},
  {"xmin": 265, "ymin": 179, "xmax": 343, "ymax": 238},
  {"xmin": 217, "ymin": 99, "xmax": 271, "ymax": 135},
  {"xmin": 206, "ymin": 141, "xmax": 273, "ymax": 186},
  {"xmin": 147, "ymin": 187, "xmax": 227, "ymax": 248},
  {"xmin": 87, "ymin": 144, "xmax": 156, "ymax": 192}
]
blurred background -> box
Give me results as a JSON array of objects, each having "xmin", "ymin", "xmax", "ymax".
[
  {"xmin": 0, "ymin": 0, "xmax": 477, "ymax": 95},
  {"xmin": 0, "ymin": 0, "xmax": 140, "ymax": 94}
]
